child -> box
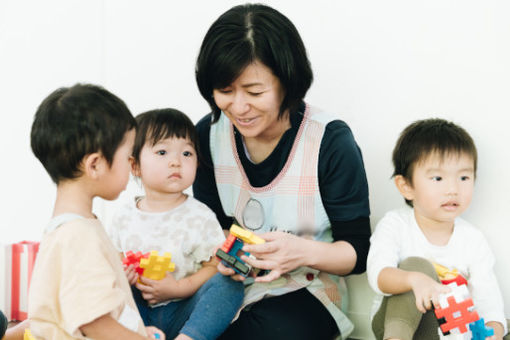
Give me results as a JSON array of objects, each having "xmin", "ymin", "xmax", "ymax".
[
  {"xmin": 109, "ymin": 109, "xmax": 244, "ymax": 340},
  {"xmin": 367, "ymin": 118, "xmax": 507, "ymax": 340},
  {"xmin": 28, "ymin": 84, "xmax": 165, "ymax": 340}
]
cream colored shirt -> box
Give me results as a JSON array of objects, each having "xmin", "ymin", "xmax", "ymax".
[{"xmin": 28, "ymin": 215, "xmax": 147, "ymax": 339}]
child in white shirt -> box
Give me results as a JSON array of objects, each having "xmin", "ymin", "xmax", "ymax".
[
  {"xmin": 109, "ymin": 109, "xmax": 244, "ymax": 340},
  {"xmin": 367, "ymin": 118, "xmax": 506, "ymax": 340}
]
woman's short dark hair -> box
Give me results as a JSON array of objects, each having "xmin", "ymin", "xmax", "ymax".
[
  {"xmin": 195, "ymin": 3, "xmax": 313, "ymax": 121},
  {"xmin": 392, "ymin": 118, "xmax": 478, "ymax": 207},
  {"xmin": 31, "ymin": 83, "xmax": 136, "ymax": 184},
  {"xmin": 132, "ymin": 108, "xmax": 199, "ymax": 166}
]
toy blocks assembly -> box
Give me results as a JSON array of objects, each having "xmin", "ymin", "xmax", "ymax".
[
  {"xmin": 435, "ymin": 282, "xmax": 493, "ymax": 339},
  {"xmin": 216, "ymin": 224, "xmax": 265, "ymax": 277},
  {"xmin": 123, "ymin": 250, "xmax": 175, "ymax": 280},
  {"xmin": 139, "ymin": 250, "xmax": 175, "ymax": 280}
]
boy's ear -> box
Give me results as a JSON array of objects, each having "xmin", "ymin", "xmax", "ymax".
[
  {"xmin": 130, "ymin": 156, "xmax": 141, "ymax": 177},
  {"xmin": 394, "ymin": 175, "xmax": 415, "ymax": 201},
  {"xmin": 83, "ymin": 152, "xmax": 106, "ymax": 179}
]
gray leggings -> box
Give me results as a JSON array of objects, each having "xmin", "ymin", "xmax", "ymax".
[{"xmin": 371, "ymin": 257, "xmax": 440, "ymax": 340}]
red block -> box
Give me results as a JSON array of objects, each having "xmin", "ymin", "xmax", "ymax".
[
  {"xmin": 435, "ymin": 296, "xmax": 479, "ymax": 333},
  {"xmin": 123, "ymin": 251, "xmax": 149, "ymax": 276},
  {"xmin": 220, "ymin": 234, "xmax": 237, "ymax": 253}
]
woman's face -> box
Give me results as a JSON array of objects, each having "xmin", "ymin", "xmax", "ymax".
[{"xmin": 213, "ymin": 61, "xmax": 287, "ymax": 139}]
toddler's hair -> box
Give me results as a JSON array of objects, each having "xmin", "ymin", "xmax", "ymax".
[
  {"xmin": 31, "ymin": 83, "xmax": 136, "ymax": 184},
  {"xmin": 132, "ymin": 108, "xmax": 198, "ymax": 166},
  {"xmin": 392, "ymin": 118, "xmax": 477, "ymax": 207}
]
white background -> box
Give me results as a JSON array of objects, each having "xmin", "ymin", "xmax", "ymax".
[{"xmin": 1, "ymin": 0, "xmax": 509, "ymax": 328}]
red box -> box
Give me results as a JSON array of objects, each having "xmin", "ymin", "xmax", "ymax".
[{"xmin": 1, "ymin": 241, "xmax": 39, "ymax": 321}]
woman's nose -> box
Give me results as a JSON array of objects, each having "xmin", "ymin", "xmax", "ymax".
[{"xmin": 230, "ymin": 92, "xmax": 249, "ymax": 115}]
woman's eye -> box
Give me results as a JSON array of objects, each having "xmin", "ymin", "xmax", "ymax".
[
  {"xmin": 460, "ymin": 176, "xmax": 470, "ymax": 181},
  {"xmin": 217, "ymin": 89, "xmax": 232, "ymax": 94},
  {"xmin": 248, "ymin": 92, "xmax": 263, "ymax": 96},
  {"xmin": 157, "ymin": 150, "xmax": 166, "ymax": 156}
]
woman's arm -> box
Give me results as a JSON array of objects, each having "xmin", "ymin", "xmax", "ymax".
[
  {"xmin": 242, "ymin": 233, "xmax": 357, "ymax": 282},
  {"xmin": 317, "ymin": 121, "xmax": 371, "ymax": 274}
]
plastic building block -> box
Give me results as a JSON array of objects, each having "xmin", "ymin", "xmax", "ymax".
[
  {"xmin": 154, "ymin": 333, "xmax": 161, "ymax": 339},
  {"xmin": 220, "ymin": 234, "xmax": 237, "ymax": 253},
  {"xmin": 469, "ymin": 318, "xmax": 494, "ymax": 340},
  {"xmin": 216, "ymin": 224, "xmax": 265, "ymax": 277},
  {"xmin": 434, "ymin": 263, "xmax": 468, "ymax": 286},
  {"xmin": 139, "ymin": 250, "xmax": 175, "ymax": 280},
  {"xmin": 230, "ymin": 224, "xmax": 265, "ymax": 245},
  {"xmin": 216, "ymin": 238, "xmax": 251, "ymax": 276},
  {"xmin": 24, "ymin": 329, "xmax": 36, "ymax": 340},
  {"xmin": 123, "ymin": 251, "xmax": 150, "ymax": 276},
  {"xmin": 435, "ymin": 282, "xmax": 479, "ymax": 335}
]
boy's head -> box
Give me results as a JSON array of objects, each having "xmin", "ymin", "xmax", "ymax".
[
  {"xmin": 392, "ymin": 118, "xmax": 477, "ymax": 208},
  {"xmin": 31, "ymin": 83, "xmax": 136, "ymax": 185},
  {"xmin": 132, "ymin": 108, "xmax": 198, "ymax": 166}
]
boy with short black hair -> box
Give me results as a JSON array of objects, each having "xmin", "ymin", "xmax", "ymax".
[
  {"xmin": 29, "ymin": 83, "xmax": 164, "ymax": 339},
  {"xmin": 367, "ymin": 118, "xmax": 506, "ymax": 340}
]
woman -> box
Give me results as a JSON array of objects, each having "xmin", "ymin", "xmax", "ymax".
[{"xmin": 193, "ymin": 4, "xmax": 370, "ymax": 340}]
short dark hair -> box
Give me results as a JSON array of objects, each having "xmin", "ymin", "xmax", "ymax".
[
  {"xmin": 31, "ymin": 83, "xmax": 136, "ymax": 184},
  {"xmin": 132, "ymin": 108, "xmax": 199, "ymax": 166},
  {"xmin": 195, "ymin": 3, "xmax": 313, "ymax": 121},
  {"xmin": 392, "ymin": 118, "xmax": 478, "ymax": 207}
]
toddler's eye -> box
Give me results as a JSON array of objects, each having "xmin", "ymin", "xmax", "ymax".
[
  {"xmin": 183, "ymin": 151, "xmax": 193, "ymax": 157},
  {"xmin": 157, "ymin": 150, "xmax": 166, "ymax": 156},
  {"xmin": 431, "ymin": 176, "xmax": 442, "ymax": 181}
]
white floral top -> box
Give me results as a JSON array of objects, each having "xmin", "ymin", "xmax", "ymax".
[{"xmin": 109, "ymin": 196, "xmax": 225, "ymax": 281}]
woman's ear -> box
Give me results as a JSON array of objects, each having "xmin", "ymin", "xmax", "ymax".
[
  {"xmin": 130, "ymin": 156, "xmax": 141, "ymax": 177},
  {"xmin": 82, "ymin": 152, "xmax": 105, "ymax": 180},
  {"xmin": 394, "ymin": 175, "xmax": 415, "ymax": 201}
]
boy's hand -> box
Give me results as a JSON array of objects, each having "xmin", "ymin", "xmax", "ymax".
[
  {"xmin": 124, "ymin": 264, "xmax": 139, "ymax": 286},
  {"xmin": 136, "ymin": 272, "xmax": 181, "ymax": 304},
  {"xmin": 145, "ymin": 326, "xmax": 165, "ymax": 339},
  {"xmin": 408, "ymin": 272, "xmax": 450, "ymax": 313}
]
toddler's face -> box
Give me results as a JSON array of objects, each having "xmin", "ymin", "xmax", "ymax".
[
  {"xmin": 406, "ymin": 152, "xmax": 475, "ymax": 227},
  {"xmin": 137, "ymin": 136, "xmax": 198, "ymax": 196}
]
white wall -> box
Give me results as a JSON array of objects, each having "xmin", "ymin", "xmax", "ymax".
[{"xmin": 1, "ymin": 0, "xmax": 509, "ymax": 324}]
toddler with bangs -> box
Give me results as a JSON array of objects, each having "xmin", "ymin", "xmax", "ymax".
[
  {"xmin": 367, "ymin": 118, "xmax": 506, "ymax": 340},
  {"xmin": 109, "ymin": 108, "xmax": 244, "ymax": 340}
]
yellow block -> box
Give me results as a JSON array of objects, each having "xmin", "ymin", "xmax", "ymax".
[
  {"xmin": 24, "ymin": 329, "xmax": 36, "ymax": 340},
  {"xmin": 433, "ymin": 262, "xmax": 458, "ymax": 280},
  {"xmin": 140, "ymin": 250, "xmax": 176, "ymax": 280},
  {"xmin": 230, "ymin": 224, "xmax": 265, "ymax": 245}
]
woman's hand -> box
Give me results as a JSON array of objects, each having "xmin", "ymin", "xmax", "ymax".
[
  {"xmin": 136, "ymin": 272, "xmax": 181, "ymax": 304},
  {"xmin": 242, "ymin": 231, "xmax": 307, "ymax": 283}
]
